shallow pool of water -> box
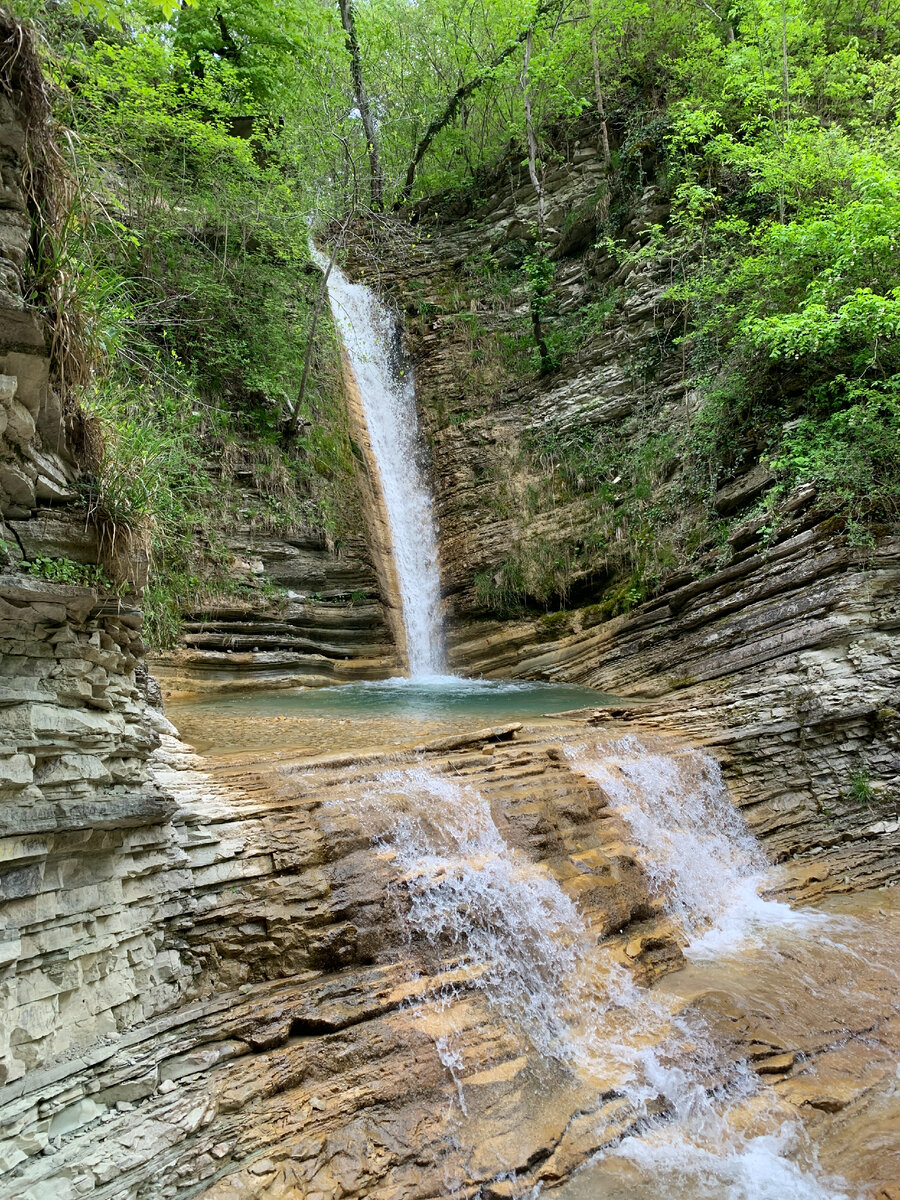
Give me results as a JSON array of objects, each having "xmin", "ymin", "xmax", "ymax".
[{"xmin": 167, "ymin": 676, "xmax": 624, "ymax": 757}]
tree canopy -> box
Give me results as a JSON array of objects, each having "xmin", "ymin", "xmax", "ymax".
[{"xmin": 8, "ymin": 0, "xmax": 900, "ymax": 633}]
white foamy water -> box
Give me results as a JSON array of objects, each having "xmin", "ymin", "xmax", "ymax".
[
  {"xmin": 354, "ymin": 756, "xmax": 850, "ymax": 1200},
  {"xmin": 359, "ymin": 766, "xmax": 601, "ymax": 1062},
  {"xmin": 570, "ymin": 736, "xmax": 822, "ymax": 957},
  {"xmin": 311, "ymin": 247, "xmax": 444, "ymax": 675},
  {"xmin": 583, "ymin": 1120, "xmax": 852, "ymax": 1200}
]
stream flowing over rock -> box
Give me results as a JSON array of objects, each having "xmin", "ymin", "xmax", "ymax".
[{"xmin": 1, "ymin": 37, "xmax": 899, "ymax": 1200}]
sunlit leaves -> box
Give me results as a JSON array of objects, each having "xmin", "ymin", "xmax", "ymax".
[{"xmin": 67, "ymin": 0, "xmax": 197, "ymax": 31}]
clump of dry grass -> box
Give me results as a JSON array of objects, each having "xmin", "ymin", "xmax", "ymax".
[{"xmin": 0, "ymin": 12, "xmax": 93, "ymax": 423}]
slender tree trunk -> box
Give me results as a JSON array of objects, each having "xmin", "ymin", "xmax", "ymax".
[
  {"xmin": 337, "ymin": 0, "xmax": 383, "ymax": 211},
  {"xmin": 523, "ymin": 27, "xmax": 544, "ymax": 238},
  {"xmin": 694, "ymin": 0, "xmax": 735, "ymax": 40},
  {"xmin": 289, "ymin": 216, "xmax": 350, "ymax": 438},
  {"xmin": 529, "ymin": 288, "xmax": 551, "ymax": 371},
  {"xmin": 780, "ymin": 0, "xmax": 791, "ymax": 136},
  {"xmin": 290, "ymin": 253, "xmax": 334, "ymax": 436},
  {"xmin": 523, "ymin": 27, "xmax": 551, "ymax": 373},
  {"xmin": 590, "ymin": 31, "xmax": 611, "ymax": 167}
]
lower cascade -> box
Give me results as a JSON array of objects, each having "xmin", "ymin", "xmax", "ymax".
[
  {"xmin": 349, "ymin": 735, "xmax": 869, "ymax": 1200},
  {"xmin": 3, "ymin": 687, "xmax": 898, "ymax": 1198}
]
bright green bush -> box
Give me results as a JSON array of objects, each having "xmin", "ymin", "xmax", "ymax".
[
  {"xmin": 25, "ymin": 1, "xmax": 358, "ymax": 646},
  {"xmin": 26, "ymin": 555, "xmax": 116, "ymax": 588},
  {"xmin": 768, "ymin": 379, "xmax": 900, "ymax": 516}
]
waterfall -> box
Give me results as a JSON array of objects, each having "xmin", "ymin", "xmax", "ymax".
[
  {"xmin": 311, "ymin": 247, "xmax": 444, "ymax": 676},
  {"xmin": 351, "ymin": 748, "xmax": 850, "ymax": 1200},
  {"xmin": 569, "ymin": 736, "xmax": 822, "ymax": 957},
  {"xmin": 357, "ymin": 766, "xmax": 603, "ymax": 1065}
]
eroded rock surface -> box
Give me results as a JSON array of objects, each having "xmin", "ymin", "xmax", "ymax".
[
  {"xmin": 0, "ymin": 725, "xmax": 686, "ymax": 1198},
  {"xmin": 151, "ymin": 526, "xmax": 400, "ymax": 700},
  {"xmin": 4, "ymin": 724, "xmax": 897, "ymax": 1200}
]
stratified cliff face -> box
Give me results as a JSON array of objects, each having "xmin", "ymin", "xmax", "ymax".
[
  {"xmin": 0, "ymin": 38, "xmax": 193, "ymax": 1090},
  {"xmin": 148, "ymin": 413, "xmax": 403, "ymax": 698},
  {"xmin": 3, "ymin": 726, "xmax": 898, "ymax": 1200},
  {"xmin": 346, "ymin": 125, "xmax": 900, "ymax": 894},
  {"xmin": 150, "ymin": 522, "xmax": 399, "ymax": 699},
  {"xmin": 0, "ymin": 725, "xmax": 690, "ymax": 1197}
]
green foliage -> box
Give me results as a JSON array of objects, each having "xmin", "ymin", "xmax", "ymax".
[
  {"xmin": 473, "ymin": 535, "xmax": 578, "ymax": 615},
  {"xmin": 523, "ymin": 247, "xmax": 555, "ymax": 309},
  {"xmin": 768, "ymin": 379, "xmax": 900, "ymax": 517},
  {"xmin": 618, "ymin": 0, "xmax": 900, "ymax": 559},
  {"xmin": 848, "ymin": 768, "xmax": 875, "ymax": 804},
  {"xmin": 26, "ymin": 555, "xmax": 116, "ymax": 588},
  {"xmin": 474, "ymin": 417, "xmax": 688, "ymax": 617},
  {"xmin": 24, "ymin": 0, "xmax": 361, "ymax": 646},
  {"xmin": 18, "ymin": 0, "xmax": 900, "ymax": 639},
  {"xmin": 85, "ymin": 376, "xmax": 208, "ymax": 543}
]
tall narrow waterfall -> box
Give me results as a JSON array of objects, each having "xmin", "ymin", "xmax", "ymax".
[{"xmin": 312, "ymin": 249, "xmax": 445, "ymax": 676}]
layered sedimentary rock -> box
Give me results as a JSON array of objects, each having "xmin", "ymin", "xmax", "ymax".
[
  {"xmin": 4, "ymin": 724, "xmax": 898, "ymax": 1200},
  {"xmin": 0, "ymin": 575, "xmax": 173, "ymax": 1087},
  {"xmin": 151, "ymin": 522, "xmax": 399, "ymax": 699},
  {"xmin": 0, "ymin": 48, "xmax": 189, "ymax": 1100},
  {"xmin": 0, "ymin": 723, "xmax": 679, "ymax": 1196},
  {"xmin": 342, "ymin": 125, "xmax": 900, "ymax": 895},
  {"xmin": 0, "ymin": 82, "xmax": 74, "ymax": 526},
  {"xmin": 451, "ymin": 513, "xmax": 900, "ymax": 894}
]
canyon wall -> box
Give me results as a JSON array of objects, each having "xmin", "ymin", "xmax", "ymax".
[
  {"xmin": 150, "ymin": 522, "xmax": 399, "ymax": 700},
  {"xmin": 1, "ymin": 38, "xmax": 898, "ymax": 1200},
  {"xmin": 345, "ymin": 128, "xmax": 900, "ymax": 895},
  {"xmin": 148, "ymin": 388, "xmax": 402, "ymax": 699},
  {"xmin": 0, "ymin": 44, "xmax": 196, "ymax": 1092}
]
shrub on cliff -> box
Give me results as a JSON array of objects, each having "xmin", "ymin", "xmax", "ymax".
[{"xmin": 17, "ymin": 0, "xmax": 357, "ymax": 643}]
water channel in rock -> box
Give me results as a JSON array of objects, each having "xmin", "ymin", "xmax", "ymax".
[{"xmin": 168, "ymin": 690, "xmax": 899, "ymax": 1197}]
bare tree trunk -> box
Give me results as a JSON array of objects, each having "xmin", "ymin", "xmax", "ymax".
[
  {"xmin": 289, "ymin": 213, "xmax": 351, "ymax": 438},
  {"xmin": 289, "ymin": 250, "xmax": 335, "ymax": 437},
  {"xmin": 523, "ymin": 27, "xmax": 551, "ymax": 373},
  {"xmin": 590, "ymin": 31, "xmax": 611, "ymax": 167},
  {"xmin": 780, "ymin": 0, "xmax": 791, "ymax": 136},
  {"xmin": 337, "ymin": 0, "xmax": 384, "ymax": 211},
  {"xmin": 523, "ymin": 27, "xmax": 544, "ymax": 238},
  {"xmin": 694, "ymin": 0, "xmax": 736, "ymax": 40}
]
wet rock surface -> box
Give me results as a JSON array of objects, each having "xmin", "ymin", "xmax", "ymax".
[
  {"xmin": 0, "ymin": 724, "xmax": 682, "ymax": 1198},
  {"xmin": 2, "ymin": 723, "xmax": 897, "ymax": 1199},
  {"xmin": 452, "ymin": 520, "xmax": 900, "ymax": 896}
]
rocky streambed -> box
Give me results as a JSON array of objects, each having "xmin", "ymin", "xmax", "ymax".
[{"xmin": 3, "ymin": 693, "xmax": 897, "ymax": 1200}]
